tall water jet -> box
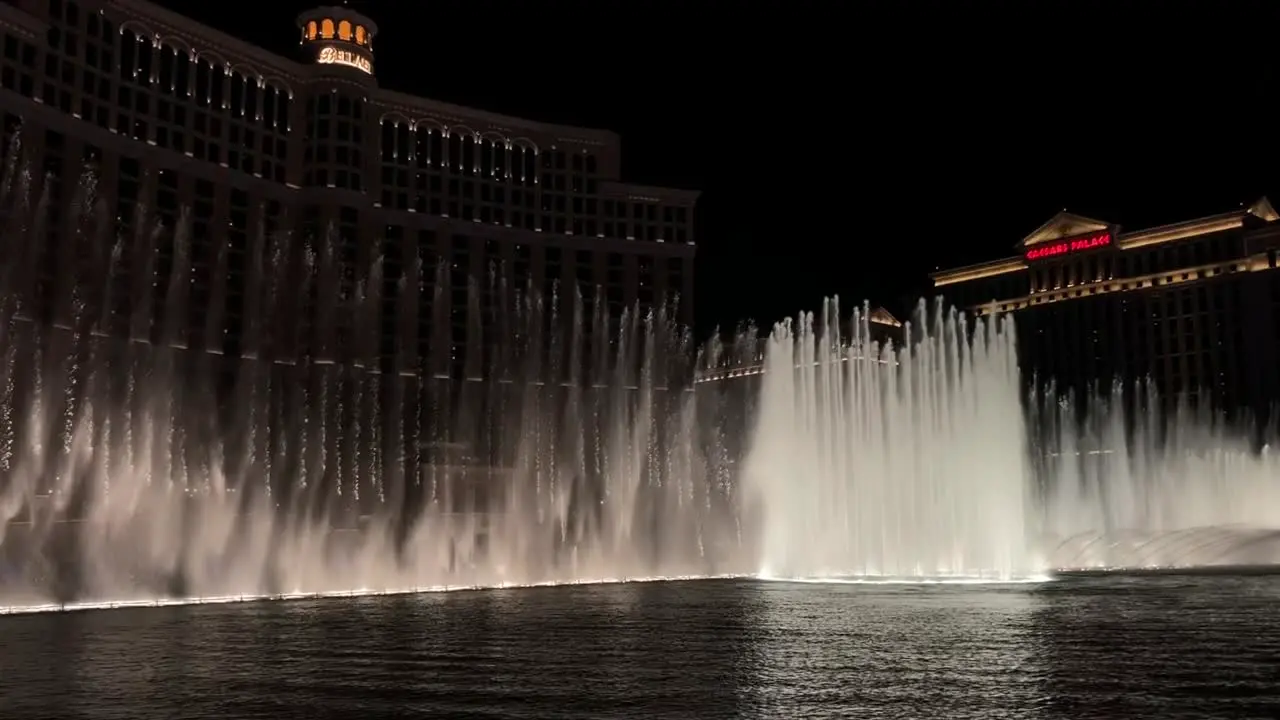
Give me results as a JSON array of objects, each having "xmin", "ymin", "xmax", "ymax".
[
  {"xmin": 0, "ymin": 154, "xmax": 744, "ymax": 607},
  {"xmin": 745, "ymin": 299, "xmax": 1032, "ymax": 580},
  {"xmin": 747, "ymin": 294, "xmax": 1280, "ymax": 580},
  {"xmin": 1035, "ymin": 385, "xmax": 1280, "ymax": 569},
  {"xmin": 8, "ymin": 137, "xmax": 1280, "ymax": 608}
]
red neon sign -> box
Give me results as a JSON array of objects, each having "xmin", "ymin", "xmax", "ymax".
[{"xmin": 1024, "ymin": 232, "xmax": 1112, "ymax": 261}]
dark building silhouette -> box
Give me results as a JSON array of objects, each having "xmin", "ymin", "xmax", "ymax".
[
  {"xmin": 931, "ymin": 198, "xmax": 1280, "ymax": 418},
  {"xmin": 0, "ymin": 0, "xmax": 698, "ymax": 377}
]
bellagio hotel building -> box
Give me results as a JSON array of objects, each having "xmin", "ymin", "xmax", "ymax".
[{"xmin": 0, "ymin": 0, "xmax": 697, "ymax": 377}]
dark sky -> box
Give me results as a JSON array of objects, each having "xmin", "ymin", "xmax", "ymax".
[{"xmin": 156, "ymin": 0, "xmax": 1280, "ymax": 339}]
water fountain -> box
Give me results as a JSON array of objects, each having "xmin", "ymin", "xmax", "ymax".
[
  {"xmin": 5, "ymin": 133, "xmax": 1280, "ymax": 611},
  {"xmin": 745, "ymin": 299, "xmax": 1033, "ymax": 580},
  {"xmin": 746, "ymin": 298, "xmax": 1280, "ymax": 581},
  {"xmin": 1034, "ymin": 387, "xmax": 1280, "ymax": 570},
  {"xmin": 0, "ymin": 142, "xmax": 745, "ymax": 608}
]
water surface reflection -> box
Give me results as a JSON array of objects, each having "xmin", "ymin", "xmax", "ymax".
[{"xmin": 1, "ymin": 578, "xmax": 1277, "ymax": 719}]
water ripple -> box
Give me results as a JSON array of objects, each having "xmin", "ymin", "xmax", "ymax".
[{"xmin": 0, "ymin": 576, "xmax": 1277, "ymax": 719}]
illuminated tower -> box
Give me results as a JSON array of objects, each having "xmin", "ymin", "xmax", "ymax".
[
  {"xmin": 294, "ymin": 4, "xmax": 379, "ymax": 250},
  {"xmin": 297, "ymin": 4, "xmax": 378, "ymax": 78}
]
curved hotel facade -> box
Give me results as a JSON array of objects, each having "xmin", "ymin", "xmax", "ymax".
[{"xmin": 0, "ymin": 0, "xmax": 698, "ymax": 377}]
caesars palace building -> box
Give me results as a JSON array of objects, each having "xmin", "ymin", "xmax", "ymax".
[
  {"xmin": 932, "ymin": 199, "xmax": 1280, "ymax": 421},
  {"xmin": 0, "ymin": 0, "xmax": 697, "ymax": 378}
]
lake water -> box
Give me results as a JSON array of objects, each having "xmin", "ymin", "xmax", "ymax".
[{"xmin": 1, "ymin": 576, "xmax": 1277, "ymax": 719}]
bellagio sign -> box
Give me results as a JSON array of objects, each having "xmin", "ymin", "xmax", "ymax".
[
  {"xmin": 317, "ymin": 46, "xmax": 372, "ymax": 74},
  {"xmin": 1024, "ymin": 231, "xmax": 1113, "ymax": 261}
]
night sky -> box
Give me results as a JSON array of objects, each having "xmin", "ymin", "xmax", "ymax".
[{"xmin": 157, "ymin": 0, "xmax": 1280, "ymax": 340}]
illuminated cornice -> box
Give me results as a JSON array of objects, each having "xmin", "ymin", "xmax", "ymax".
[
  {"xmin": 1108, "ymin": 198, "xmax": 1275, "ymax": 250},
  {"xmin": 933, "ymin": 197, "xmax": 1278, "ymax": 289},
  {"xmin": 931, "ymin": 258, "xmax": 1025, "ymax": 287},
  {"xmin": 1117, "ymin": 212, "xmax": 1243, "ymax": 249},
  {"xmin": 971, "ymin": 254, "xmax": 1277, "ymax": 317}
]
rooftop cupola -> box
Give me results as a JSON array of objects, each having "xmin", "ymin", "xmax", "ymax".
[{"xmin": 297, "ymin": 4, "xmax": 378, "ymax": 77}]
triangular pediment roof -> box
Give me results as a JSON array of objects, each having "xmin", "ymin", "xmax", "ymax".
[
  {"xmin": 1018, "ymin": 211, "xmax": 1112, "ymax": 249},
  {"xmin": 1247, "ymin": 196, "xmax": 1278, "ymax": 222},
  {"xmin": 868, "ymin": 307, "xmax": 902, "ymax": 328}
]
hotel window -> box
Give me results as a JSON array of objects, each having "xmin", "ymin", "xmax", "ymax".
[
  {"xmin": 638, "ymin": 256, "xmax": 654, "ymax": 305},
  {"xmin": 321, "ymin": 19, "xmax": 335, "ymax": 38},
  {"xmin": 665, "ymin": 256, "xmax": 682, "ymax": 286},
  {"xmin": 514, "ymin": 243, "xmax": 531, "ymax": 282},
  {"xmin": 544, "ymin": 246, "xmax": 562, "ymax": 285}
]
